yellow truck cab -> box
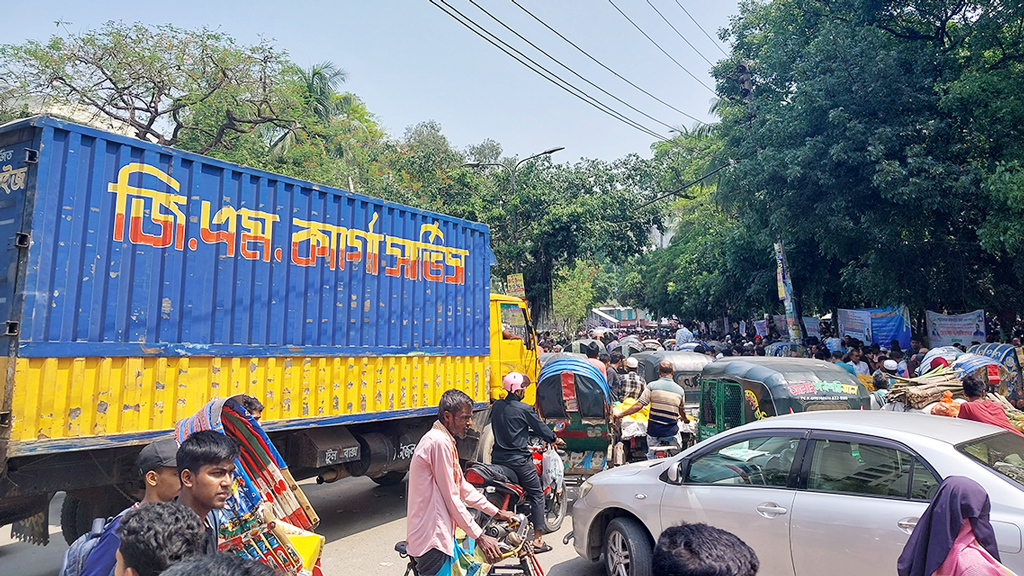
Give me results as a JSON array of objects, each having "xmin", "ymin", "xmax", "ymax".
[{"xmin": 489, "ymin": 294, "xmax": 540, "ymax": 405}]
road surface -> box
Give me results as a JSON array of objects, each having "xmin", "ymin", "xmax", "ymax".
[{"xmin": 0, "ymin": 477, "xmax": 604, "ymax": 576}]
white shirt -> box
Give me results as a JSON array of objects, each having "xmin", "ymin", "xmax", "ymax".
[
  {"xmin": 675, "ymin": 327, "xmax": 695, "ymax": 347},
  {"xmin": 853, "ymin": 360, "xmax": 870, "ymax": 375}
]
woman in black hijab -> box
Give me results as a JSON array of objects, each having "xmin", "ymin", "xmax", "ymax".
[{"xmin": 897, "ymin": 476, "xmax": 1013, "ymax": 576}]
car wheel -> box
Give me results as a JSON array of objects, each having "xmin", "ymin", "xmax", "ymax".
[{"xmin": 604, "ymin": 517, "xmax": 653, "ymax": 576}]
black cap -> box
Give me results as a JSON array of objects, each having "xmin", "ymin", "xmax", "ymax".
[{"xmin": 137, "ymin": 438, "xmax": 178, "ymax": 473}]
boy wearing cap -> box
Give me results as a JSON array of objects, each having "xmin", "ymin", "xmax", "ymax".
[{"xmin": 78, "ymin": 438, "xmax": 181, "ymax": 576}]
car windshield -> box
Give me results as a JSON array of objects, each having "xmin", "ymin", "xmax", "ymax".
[{"xmin": 957, "ymin": 431, "xmax": 1024, "ymax": 488}]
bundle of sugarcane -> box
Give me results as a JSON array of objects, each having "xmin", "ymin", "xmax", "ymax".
[
  {"xmin": 888, "ymin": 367, "xmax": 965, "ymax": 409},
  {"xmin": 987, "ymin": 393, "xmax": 1024, "ymax": 434}
]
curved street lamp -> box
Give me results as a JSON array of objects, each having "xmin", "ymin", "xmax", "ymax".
[{"xmin": 463, "ymin": 146, "xmax": 564, "ymax": 273}]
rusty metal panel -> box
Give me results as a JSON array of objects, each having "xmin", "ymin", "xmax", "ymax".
[
  {"xmin": 4, "ymin": 116, "xmax": 492, "ymax": 359},
  {"xmin": 8, "ymin": 353, "xmax": 491, "ymax": 452}
]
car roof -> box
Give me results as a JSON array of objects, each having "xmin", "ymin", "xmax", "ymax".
[{"xmin": 741, "ymin": 410, "xmax": 1009, "ymax": 445}]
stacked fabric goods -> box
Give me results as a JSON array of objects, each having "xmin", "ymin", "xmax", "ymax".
[{"xmin": 177, "ymin": 398, "xmax": 324, "ymax": 576}]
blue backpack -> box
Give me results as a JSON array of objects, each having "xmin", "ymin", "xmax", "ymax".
[{"xmin": 59, "ymin": 511, "xmax": 125, "ymax": 576}]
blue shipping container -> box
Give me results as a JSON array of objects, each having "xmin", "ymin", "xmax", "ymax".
[{"xmin": 0, "ymin": 116, "xmax": 493, "ymax": 358}]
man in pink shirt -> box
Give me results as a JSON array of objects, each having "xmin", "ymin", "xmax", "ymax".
[{"xmin": 406, "ymin": 390, "xmax": 515, "ymax": 575}]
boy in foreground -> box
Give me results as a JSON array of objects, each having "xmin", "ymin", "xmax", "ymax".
[
  {"xmin": 114, "ymin": 501, "xmax": 205, "ymax": 576},
  {"xmin": 176, "ymin": 430, "xmax": 239, "ymax": 554}
]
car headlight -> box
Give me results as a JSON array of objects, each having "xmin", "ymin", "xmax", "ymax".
[{"xmin": 579, "ymin": 480, "xmax": 593, "ymax": 501}]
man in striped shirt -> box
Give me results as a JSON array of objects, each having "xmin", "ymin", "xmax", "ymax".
[{"xmin": 613, "ymin": 360, "xmax": 686, "ymax": 459}]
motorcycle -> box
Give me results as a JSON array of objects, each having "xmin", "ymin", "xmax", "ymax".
[
  {"xmin": 465, "ymin": 438, "xmax": 568, "ymax": 534},
  {"xmin": 395, "ymin": 513, "xmax": 543, "ymax": 576}
]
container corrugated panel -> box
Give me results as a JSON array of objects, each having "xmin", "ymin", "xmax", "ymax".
[
  {"xmin": 12, "ymin": 116, "xmax": 492, "ymax": 357},
  {"xmin": 0, "ymin": 116, "xmax": 494, "ymax": 452}
]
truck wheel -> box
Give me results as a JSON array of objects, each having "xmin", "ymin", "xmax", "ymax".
[
  {"xmin": 60, "ymin": 495, "xmax": 86, "ymax": 545},
  {"xmin": 61, "ymin": 490, "xmax": 134, "ymax": 545},
  {"xmin": 604, "ymin": 517, "xmax": 653, "ymax": 576},
  {"xmin": 370, "ymin": 471, "xmax": 407, "ymax": 486},
  {"xmin": 472, "ymin": 423, "xmax": 494, "ymax": 464}
]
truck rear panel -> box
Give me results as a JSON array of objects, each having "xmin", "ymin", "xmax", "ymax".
[{"xmin": 0, "ymin": 116, "xmax": 493, "ymax": 459}]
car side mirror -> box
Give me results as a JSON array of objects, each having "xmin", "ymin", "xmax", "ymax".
[{"xmin": 663, "ymin": 459, "xmax": 686, "ymax": 485}]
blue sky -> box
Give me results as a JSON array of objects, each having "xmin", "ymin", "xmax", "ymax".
[{"xmin": 10, "ymin": 0, "xmax": 741, "ymax": 162}]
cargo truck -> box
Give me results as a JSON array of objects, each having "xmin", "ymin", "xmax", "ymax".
[{"xmin": 0, "ymin": 116, "xmax": 539, "ymax": 545}]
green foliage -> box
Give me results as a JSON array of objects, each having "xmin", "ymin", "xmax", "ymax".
[
  {"xmin": 552, "ymin": 261, "xmax": 600, "ymax": 333},
  {"xmin": 707, "ymin": 0, "xmax": 1024, "ymax": 322}
]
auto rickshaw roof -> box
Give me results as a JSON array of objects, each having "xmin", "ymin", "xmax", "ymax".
[
  {"xmin": 702, "ymin": 357, "xmax": 865, "ymax": 390},
  {"xmin": 633, "ymin": 350, "xmax": 713, "ymax": 372}
]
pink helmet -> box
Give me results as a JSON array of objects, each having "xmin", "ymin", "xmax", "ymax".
[{"xmin": 502, "ymin": 371, "xmax": 530, "ymax": 393}]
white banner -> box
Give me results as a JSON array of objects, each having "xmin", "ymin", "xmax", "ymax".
[
  {"xmin": 739, "ymin": 320, "xmax": 747, "ymax": 336},
  {"xmin": 754, "ymin": 320, "xmax": 768, "ymax": 338},
  {"xmin": 926, "ymin": 310, "xmax": 985, "ymax": 348},
  {"xmin": 837, "ymin": 309, "xmax": 873, "ymax": 343}
]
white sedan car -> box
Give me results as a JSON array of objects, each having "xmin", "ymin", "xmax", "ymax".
[{"xmin": 571, "ymin": 411, "xmax": 1024, "ymax": 576}]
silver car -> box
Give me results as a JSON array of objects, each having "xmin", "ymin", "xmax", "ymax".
[{"xmin": 571, "ymin": 411, "xmax": 1024, "ymax": 576}]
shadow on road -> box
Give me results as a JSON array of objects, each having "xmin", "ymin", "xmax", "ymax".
[{"xmin": 301, "ymin": 476, "xmax": 409, "ymax": 543}]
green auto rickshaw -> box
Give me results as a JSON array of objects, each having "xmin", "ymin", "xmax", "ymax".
[{"xmin": 698, "ymin": 357, "xmax": 871, "ymax": 441}]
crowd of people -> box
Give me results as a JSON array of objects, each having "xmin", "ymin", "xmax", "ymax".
[{"xmin": 65, "ymin": 428, "xmax": 275, "ymax": 576}]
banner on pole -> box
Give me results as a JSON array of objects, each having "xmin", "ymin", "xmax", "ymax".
[
  {"xmin": 803, "ymin": 317, "xmax": 821, "ymax": 340},
  {"xmin": 506, "ymin": 273, "xmax": 526, "ymax": 299},
  {"xmin": 837, "ymin": 309, "xmax": 873, "ymax": 343},
  {"xmin": 926, "ymin": 310, "xmax": 986, "ymax": 348},
  {"xmin": 754, "ymin": 320, "xmax": 768, "ymax": 338},
  {"xmin": 739, "ymin": 320, "xmax": 747, "ymax": 336}
]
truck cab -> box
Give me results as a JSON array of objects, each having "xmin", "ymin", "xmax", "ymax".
[{"xmin": 488, "ymin": 294, "xmax": 539, "ymax": 404}]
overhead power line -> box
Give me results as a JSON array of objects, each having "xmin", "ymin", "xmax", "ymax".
[
  {"xmin": 507, "ymin": 0, "xmax": 708, "ymax": 126},
  {"xmin": 607, "ymin": 0, "xmax": 716, "ymax": 95},
  {"xmin": 465, "ymin": 0, "xmax": 679, "ymax": 133},
  {"xmin": 429, "ymin": 0, "xmax": 670, "ymax": 141},
  {"xmin": 673, "ymin": 0, "xmax": 730, "ymax": 57},
  {"xmin": 645, "ymin": 0, "xmax": 714, "ymax": 66}
]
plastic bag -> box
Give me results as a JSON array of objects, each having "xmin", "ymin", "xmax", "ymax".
[
  {"xmin": 931, "ymin": 391, "xmax": 961, "ymax": 418},
  {"xmin": 541, "ymin": 446, "xmax": 564, "ymax": 491}
]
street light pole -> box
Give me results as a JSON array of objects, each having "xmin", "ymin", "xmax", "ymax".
[{"xmin": 463, "ymin": 146, "xmax": 564, "ymax": 273}]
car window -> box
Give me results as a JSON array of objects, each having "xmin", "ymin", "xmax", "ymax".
[
  {"xmin": 958, "ymin": 431, "xmax": 1024, "ymax": 489},
  {"xmin": 686, "ymin": 436, "xmax": 800, "ymax": 487},
  {"xmin": 808, "ymin": 439, "xmax": 939, "ymax": 499}
]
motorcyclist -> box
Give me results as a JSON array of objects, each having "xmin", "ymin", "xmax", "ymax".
[{"xmin": 491, "ymin": 371, "xmax": 562, "ymax": 554}]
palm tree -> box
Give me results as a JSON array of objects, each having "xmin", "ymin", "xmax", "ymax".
[{"xmin": 270, "ymin": 61, "xmax": 353, "ymax": 157}]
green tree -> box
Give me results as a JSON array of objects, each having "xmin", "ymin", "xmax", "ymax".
[
  {"xmin": 1, "ymin": 22, "xmax": 298, "ymax": 154},
  {"xmin": 552, "ymin": 261, "xmax": 600, "ymax": 333}
]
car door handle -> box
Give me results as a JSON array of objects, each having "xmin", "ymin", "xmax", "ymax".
[
  {"xmin": 756, "ymin": 503, "xmax": 788, "ymax": 517},
  {"xmin": 898, "ymin": 517, "xmax": 919, "ymax": 534}
]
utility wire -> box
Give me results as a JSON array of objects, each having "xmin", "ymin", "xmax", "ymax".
[
  {"xmin": 673, "ymin": 0, "xmax": 730, "ymax": 57},
  {"xmin": 466, "ymin": 0, "xmax": 679, "ymax": 133},
  {"xmin": 429, "ymin": 0, "xmax": 670, "ymax": 141},
  {"xmin": 607, "ymin": 0, "xmax": 716, "ymax": 95},
  {"xmin": 507, "ymin": 0, "xmax": 708, "ymax": 126},
  {"xmin": 645, "ymin": 0, "xmax": 714, "ymax": 66},
  {"xmin": 634, "ymin": 162, "xmax": 732, "ymax": 211}
]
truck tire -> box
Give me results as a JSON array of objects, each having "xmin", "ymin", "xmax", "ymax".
[
  {"xmin": 61, "ymin": 490, "xmax": 134, "ymax": 545},
  {"xmin": 604, "ymin": 517, "xmax": 653, "ymax": 576},
  {"xmin": 472, "ymin": 423, "xmax": 494, "ymax": 464},
  {"xmin": 60, "ymin": 495, "xmax": 86, "ymax": 545},
  {"xmin": 370, "ymin": 471, "xmax": 407, "ymax": 486}
]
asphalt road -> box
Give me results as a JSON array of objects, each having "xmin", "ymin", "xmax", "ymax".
[{"xmin": 0, "ymin": 477, "xmax": 604, "ymax": 576}]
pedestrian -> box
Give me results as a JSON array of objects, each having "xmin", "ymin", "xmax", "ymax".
[
  {"xmin": 845, "ymin": 347, "xmax": 870, "ymax": 375},
  {"xmin": 584, "ymin": 343, "xmax": 607, "ymax": 380},
  {"xmin": 870, "ymin": 362, "xmax": 895, "ymax": 410},
  {"xmin": 75, "ymin": 437, "xmax": 182, "ymax": 576},
  {"xmin": 176, "ymin": 430, "xmax": 240, "ymax": 554},
  {"xmin": 653, "ymin": 523, "xmax": 759, "ymax": 576},
  {"xmin": 114, "ymin": 501, "xmax": 205, "ymax": 576},
  {"xmin": 607, "ymin": 351, "xmax": 624, "ymax": 401},
  {"xmin": 897, "ymin": 476, "xmax": 1011, "ymax": 576},
  {"xmin": 831, "ymin": 351, "xmax": 857, "ymax": 375},
  {"xmin": 675, "ymin": 321, "xmax": 695, "ymax": 349},
  {"xmin": 957, "ymin": 374, "xmax": 1024, "ymax": 436},
  {"xmin": 617, "ymin": 356, "xmax": 646, "ymax": 401},
  {"xmin": 159, "ymin": 554, "xmax": 275, "ymax": 576},
  {"xmin": 613, "ymin": 360, "xmax": 686, "ymax": 459},
  {"xmin": 491, "ymin": 373, "xmax": 561, "ymax": 554},
  {"xmin": 406, "ymin": 389, "xmax": 513, "ymax": 575},
  {"xmin": 600, "ymin": 352, "xmax": 620, "ymax": 401}
]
